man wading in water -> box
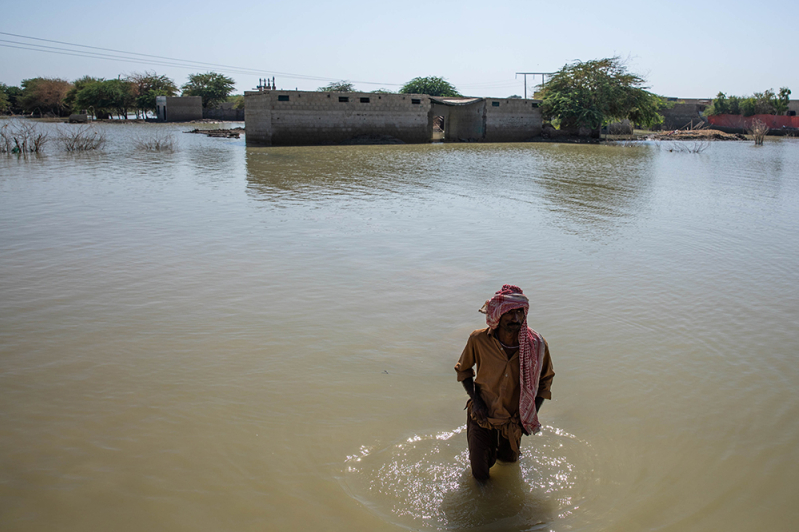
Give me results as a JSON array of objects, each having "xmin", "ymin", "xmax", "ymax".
[{"xmin": 455, "ymin": 285, "xmax": 554, "ymax": 482}]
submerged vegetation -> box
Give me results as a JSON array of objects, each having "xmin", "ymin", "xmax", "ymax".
[
  {"xmin": 747, "ymin": 119, "xmax": 769, "ymax": 146},
  {"xmin": 132, "ymin": 130, "xmax": 177, "ymax": 152},
  {"xmin": 0, "ymin": 120, "xmax": 49, "ymax": 153},
  {"xmin": 56, "ymin": 124, "xmax": 107, "ymax": 151},
  {"xmin": 658, "ymin": 140, "xmax": 711, "ymax": 153}
]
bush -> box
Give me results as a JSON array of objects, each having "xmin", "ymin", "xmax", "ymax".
[
  {"xmin": 747, "ymin": 119, "xmax": 769, "ymax": 146},
  {"xmin": 0, "ymin": 120, "xmax": 49, "ymax": 153},
  {"xmin": 57, "ymin": 125, "xmax": 106, "ymax": 151},
  {"xmin": 133, "ymin": 130, "xmax": 176, "ymax": 152}
]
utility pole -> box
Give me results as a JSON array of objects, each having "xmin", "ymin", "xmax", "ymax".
[{"xmin": 515, "ymin": 72, "xmax": 554, "ymax": 99}]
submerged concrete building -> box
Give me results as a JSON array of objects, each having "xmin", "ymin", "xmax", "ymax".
[{"xmin": 244, "ymin": 90, "xmax": 543, "ymax": 146}]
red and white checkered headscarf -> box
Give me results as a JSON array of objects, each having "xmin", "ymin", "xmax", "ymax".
[{"xmin": 479, "ymin": 285, "xmax": 545, "ymax": 435}]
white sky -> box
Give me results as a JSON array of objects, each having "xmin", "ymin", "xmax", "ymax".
[{"xmin": 1, "ymin": 0, "xmax": 796, "ymax": 99}]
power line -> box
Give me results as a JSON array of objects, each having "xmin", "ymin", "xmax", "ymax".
[
  {"xmin": 0, "ymin": 31, "xmax": 402, "ymax": 86},
  {"xmin": 0, "ymin": 41, "xmax": 268, "ymax": 76}
]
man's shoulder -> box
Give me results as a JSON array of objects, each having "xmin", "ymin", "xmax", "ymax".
[{"xmin": 468, "ymin": 327, "xmax": 490, "ymax": 339}]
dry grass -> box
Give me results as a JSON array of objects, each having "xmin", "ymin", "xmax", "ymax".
[
  {"xmin": 57, "ymin": 125, "xmax": 106, "ymax": 151},
  {"xmin": 747, "ymin": 119, "xmax": 769, "ymax": 146},
  {"xmin": 133, "ymin": 130, "xmax": 177, "ymax": 152},
  {"xmin": 0, "ymin": 120, "xmax": 50, "ymax": 154},
  {"xmin": 650, "ymin": 129, "xmax": 744, "ymax": 141}
]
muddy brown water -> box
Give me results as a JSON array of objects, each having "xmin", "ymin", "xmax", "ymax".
[{"xmin": 1, "ymin": 121, "xmax": 798, "ymax": 531}]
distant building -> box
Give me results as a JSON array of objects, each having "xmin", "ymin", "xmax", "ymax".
[{"xmin": 156, "ymin": 96, "xmax": 202, "ymax": 122}]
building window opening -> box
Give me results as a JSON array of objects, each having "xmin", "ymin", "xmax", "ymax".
[
  {"xmin": 360, "ymin": 97, "xmax": 370, "ymax": 103},
  {"xmin": 492, "ymin": 101, "xmax": 500, "ymax": 107},
  {"xmin": 339, "ymin": 96, "xmax": 349, "ymax": 103},
  {"xmin": 278, "ymin": 95, "xmax": 290, "ymax": 102},
  {"xmin": 411, "ymin": 99, "xmax": 421, "ymax": 104}
]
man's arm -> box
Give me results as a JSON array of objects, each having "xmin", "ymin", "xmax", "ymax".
[
  {"xmin": 461, "ymin": 377, "xmax": 488, "ymax": 422},
  {"xmin": 535, "ymin": 339, "xmax": 554, "ymax": 415}
]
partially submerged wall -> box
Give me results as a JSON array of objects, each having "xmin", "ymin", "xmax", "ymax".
[
  {"xmin": 245, "ymin": 91, "xmax": 543, "ymax": 146},
  {"xmin": 203, "ymin": 102, "xmax": 245, "ymax": 121},
  {"xmin": 245, "ymin": 91, "xmax": 431, "ymax": 146},
  {"xmin": 430, "ymin": 99, "xmax": 486, "ymax": 141},
  {"xmin": 484, "ymin": 98, "xmax": 542, "ymax": 142}
]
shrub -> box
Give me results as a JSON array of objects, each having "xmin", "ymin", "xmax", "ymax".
[
  {"xmin": 57, "ymin": 124, "xmax": 106, "ymax": 151},
  {"xmin": 133, "ymin": 130, "xmax": 176, "ymax": 152},
  {"xmin": 0, "ymin": 120, "xmax": 49, "ymax": 153},
  {"xmin": 747, "ymin": 119, "xmax": 769, "ymax": 146}
]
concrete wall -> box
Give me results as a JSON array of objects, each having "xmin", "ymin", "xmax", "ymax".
[
  {"xmin": 203, "ymin": 102, "xmax": 245, "ymax": 121},
  {"xmin": 245, "ymin": 93, "xmax": 272, "ymax": 146},
  {"xmin": 245, "ymin": 90, "xmax": 431, "ymax": 146},
  {"xmin": 245, "ymin": 90, "xmax": 544, "ymax": 146},
  {"xmin": 484, "ymin": 98, "xmax": 543, "ymax": 142},
  {"xmin": 430, "ymin": 101, "xmax": 486, "ymax": 141},
  {"xmin": 654, "ymin": 99, "xmax": 710, "ymax": 130},
  {"xmin": 156, "ymin": 96, "xmax": 202, "ymax": 122}
]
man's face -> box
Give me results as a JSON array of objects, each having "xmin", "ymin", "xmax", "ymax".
[{"xmin": 498, "ymin": 307, "xmax": 526, "ymax": 333}]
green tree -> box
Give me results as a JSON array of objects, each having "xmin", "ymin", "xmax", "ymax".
[
  {"xmin": 399, "ymin": 76, "xmax": 461, "ymax": 97},
  {"xmin": 19, "ymin": 77, "xmax": 74, "ymax": 116},
  {"xmin": 706, "ymin": 92, "xmax": 729, "ymax": 115},
  {"xmin": 0, "ymin": 89, "xmax": 8, "ymax": 113},
  {"xmin": 74, "ymin": 79, "xmax": 136, "ymax": 119},
  {"xmin": 370, "ymin": 88, "xmax": 395, "ymax": 94},
  {"xmin": 318, "ymin": 80, "xmax": 355, "ymax": 92},
  {"xmin": 774, "ymin": 87, "xmax": 791, "ymax": 115},
  {"xmin": 182, "ymin": 72, "xmax": 235, "ymax": 109},
  {"xmin": 539, "ymin": 57, "xmax": 665, "ymax": 134},
  {"xmin": 727, "ymin": 95, "xmax": 741, "ymax": 115},
  {"xmin": 127, "ymin": 71, "xmax": 178, "ymax": 117},
  {"xmin": 2, "ymin": 84, "xmax": 23, "ymax": 114},
  {"xmin": 228, "ymin": 94, "xmax": 245, "ymax": 110},
  {"xmin": 64, "ymin": 76, "xmax": 103, "ymax": 114},
  {"xmin": 708, "ymin": 88, "xmax": 790, "ymax": 116}
]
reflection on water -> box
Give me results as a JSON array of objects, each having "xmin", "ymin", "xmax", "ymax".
[
  {"xmin": 535, "ymin": 145, "xmax": 656, "ymax": 236},
  {"xmin": 244, "ymin": 143, "xmax": 656, "ymax": 240}
]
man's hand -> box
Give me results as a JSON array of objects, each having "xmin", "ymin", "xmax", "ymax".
[
  {"xmin": 461, "ymin": 377, "xmax": 488, "ymax": 422},
  {"xmin": 471, "ymin": 395, "xmax": 488, "ymax": 422}
]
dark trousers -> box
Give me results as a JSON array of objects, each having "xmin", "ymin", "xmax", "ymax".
[{"xmin": 466, "ymin": 413, "xmax": 520, "ymax": 482}]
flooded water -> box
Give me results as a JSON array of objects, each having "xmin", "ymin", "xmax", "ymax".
[{"xmin": 1, "ymin": 121, "xmax": 798, "ymax": 531}]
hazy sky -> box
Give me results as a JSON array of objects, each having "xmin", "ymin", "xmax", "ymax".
[{"xmin": 2, "ymin": 0, "xmax": 796, "ymax": 99}]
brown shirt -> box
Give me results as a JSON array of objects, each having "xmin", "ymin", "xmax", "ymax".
[{"xmin": 455, "ymin": 327, "xmax": 554, "ymax": 429}]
